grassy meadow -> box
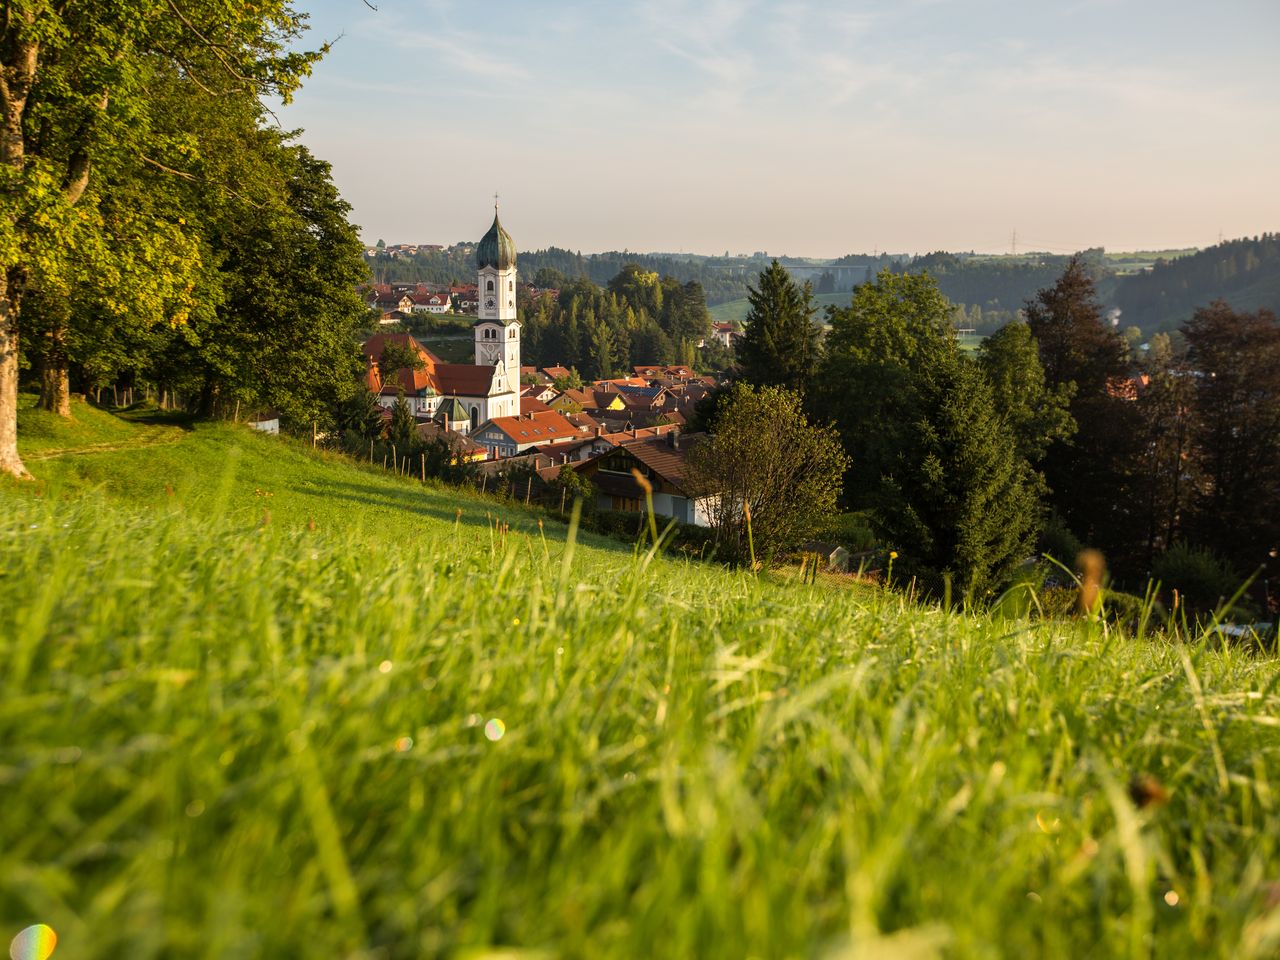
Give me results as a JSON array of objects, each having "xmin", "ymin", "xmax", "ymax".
[{"xmin": 3, "ymin": 398, "xmax": 1280, "ymax": 958}]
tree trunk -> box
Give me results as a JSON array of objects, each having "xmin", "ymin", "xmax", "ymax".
[
  {"xmin": 37, "ymin": 322, "xmax": 71, "ymax": 417},
  {"xmin": 0, "ymin": 269, "xmax": 31, "ymax": 478}
]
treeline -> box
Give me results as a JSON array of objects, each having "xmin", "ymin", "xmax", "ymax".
[
  {"xmin": 2, "ymin": 4, "xmax": 371, "ymax": 480},
  {"xmin": 734, "ymin": 260, "xmax": 1280, "ymax": 612},
  {"xmin": 369, "ymin": 246, "xmax": 770, "ymax": 305},
  {"xmin": 1112, "ymin": 234, "xmax": 1280, "ymax": 330},
  {"xmin": 520, "ymin": 266, "xmax": 720, "ymax": 378},
  {"xmin": 894, "ymin": 251, "xmax": 1088, "ymax": 318}
]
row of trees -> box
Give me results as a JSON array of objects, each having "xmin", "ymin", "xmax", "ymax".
[
  {"xmin": 1, "ymin": 3, "xmax": 369, "ymax": 478},
  {"xmin": 519, "ymin": 265, "xmax": 720, "ymax": 378},
  {"xmin": 733, "ymin": 257, "xmax": 1279, "ymax": 605}
]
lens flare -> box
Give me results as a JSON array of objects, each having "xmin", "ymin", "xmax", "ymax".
[
  {"xmin": 484, "ymin": 718, "xmax": 506, "ymax": 742},
  {"xmin": 10, "ymin": 924, "xmax": 57, "ymax": 960}
]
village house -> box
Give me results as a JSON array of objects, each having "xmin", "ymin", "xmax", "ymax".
[
  {"xmin": 411, "ymin": 291, "xmax": 454, "ymax": 314},
  {"xmin": 471, "ymin": 409, "xmax": 583, "ymax": 458},
  {"xmin": 574, "ymin": 432, "xmax": 714, "ymax": 526}
]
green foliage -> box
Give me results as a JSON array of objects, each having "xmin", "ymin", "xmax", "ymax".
[
  {"xmin": 874, "ymin": 350, "xmax": 1041, "ymax": 600},
  {"xmin": 819, "ymin": 269, "xmax": 957, "ymax": 505},
  {"xmin": 388, "ymin": 391, "xmax": 416, "ymax": 451},
  {"xmin": 1114, "ymin": 234, "xmax": 1280, "ymax": 330},
  {"xmin": 552, "ymin": 462, "xmax": 597, "ymax": 514},
  {"xmin": 736, "ymin": 260, "xmax": 822, "ymax": 394},
  {"xmin": 1152, "ymin": 543, "xmax": 1243, "ymax": 614},
  {"xmin": 688, "ymin": 383, "xmax": 849, "ymax": 566},
  {"xmin": 1, "ymin": 0, "xmax": 329, "ymax": 474},
  {"xmin": 336, "ymin": 388, "xmax": 385, "ymax": 442},
  {"xmin": 978, "ymin": 320, "xmax": 1075, "ymax": 467},
  {"xmin": 1039, "ymin": 512, "xmax": 1085, "ymax": 567},
  {"xmin": 1182, "ymin": 301, "xmax": 1280, "ymax": 569},
  {"xmin": 1026, "ymin": 258, "xmax": 1141, "ymax": 558},
  {"xmin": 519, "ymin": 268, "xmax": 711, "ymax": 373},
  {"xmin": 379, "ymin": 342, "xmax": 425, "ymax": 377},
  {"xmin": 4, "ymin": 413, "xmax": 1280, "ymax": 957}
]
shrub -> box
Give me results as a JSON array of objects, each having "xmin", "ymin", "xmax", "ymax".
[{"xmin": 1152, "ymin": 542, "xmax": 1242, "ymax": 613}]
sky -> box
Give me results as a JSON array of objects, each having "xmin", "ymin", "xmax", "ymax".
[{"xmin": 277, "ymin": 0, "xmax": 1280, "ymax": 258}]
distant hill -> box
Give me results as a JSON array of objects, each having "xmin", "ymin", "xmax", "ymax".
[{"xmin": 1109, "ymin": 234, "xmax": 1280, "ymax": 330}]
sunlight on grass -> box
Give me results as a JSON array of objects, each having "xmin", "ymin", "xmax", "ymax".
[{"xmin": 2, "ymin": 410, "xmax": 1279, "ymax": 957}]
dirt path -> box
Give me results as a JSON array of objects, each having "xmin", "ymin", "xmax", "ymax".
[{"xmin": 24, "ymin": 427, "xmax": 188, "ymax": 461}]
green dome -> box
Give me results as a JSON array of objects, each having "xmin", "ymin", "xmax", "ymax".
[{"xmin": 476, "ymin": 211, "xmax": 516, "ymax": 270}]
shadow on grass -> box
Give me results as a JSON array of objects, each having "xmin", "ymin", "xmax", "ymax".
[
  {"xmin": 292, "ymin": 476, "xmax": 636, "ymax": 554},
  {"xmin": 113, "ymin": 403, "xmax": 199, "ymax": 429}
]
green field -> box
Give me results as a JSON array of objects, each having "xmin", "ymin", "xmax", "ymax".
[
  {"xmin": 3, "ymin": 399, "xmax": 1280, "ymax": 958},
  {"xmin": 711, "ymin": 291, "xmax": 852, "ymax": 324}
]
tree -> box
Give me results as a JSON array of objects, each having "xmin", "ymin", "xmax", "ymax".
[
  {"xmin": 389, "ymin": 391, "xmax": 416, "ymax": 452},
  {"xmin": 337, "ymin": 387, "xmax": 384, "ymax": 442},
  {"xmin": 380, "ymin": 341, "xmax": 425, "ymax": 378},
  {"xmin": 736, "ymin": 260, "xmax": 822, "ymax": 395},
  {"xmin": 687, "ymin": 383, "xmax": 848, "ymax": 566},
  {"xmin": 1183, "ymin": 301, "xmax": 1280, "ymax": 570},
  {"xmin": 977, "ymin": 320, "xmax": 1075, "ymax": 469},
  {"xmin": 1, "ymin": 1, "xmax": 324, "ymax": 476},
  {"xmin": 874, "ymin": 349, "xmax": 1040, "ymax": 600},
  {"xmin": 1024, "ymin": 258, "xmax": 1140, "ymax": 555},
  {"xmin": 818, "ymin": 269, "xmax": 956, "ymax": 505}
]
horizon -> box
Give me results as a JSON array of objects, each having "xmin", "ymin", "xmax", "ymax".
[{"xmin": 280, "ymin": 0, "xmax": 1280, "ymax": 258}]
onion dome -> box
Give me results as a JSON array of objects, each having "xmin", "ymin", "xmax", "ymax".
[{"xmin": 476, "ymin": 210, "xmax": 516, "ymax": 270}]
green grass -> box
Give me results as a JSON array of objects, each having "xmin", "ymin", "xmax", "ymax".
[{"xmin": 3, "ymin": 399, "xmax": 1280, "ymax": 958}]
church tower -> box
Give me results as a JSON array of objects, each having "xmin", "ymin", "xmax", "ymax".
[{"xmin": 473, "ymin": 204, "xmax": 520, "ymax": 419}]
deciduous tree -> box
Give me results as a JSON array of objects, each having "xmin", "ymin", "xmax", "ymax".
[
  {"xmin": 687, "ymin": 382, "xmax": 848, "ymax": 566},
  {"xmin": 1, "ymin": 0, "xmax": 324, "ymax": 476}
]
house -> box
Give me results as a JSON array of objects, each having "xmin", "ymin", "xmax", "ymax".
[
  {"xmin": 709, "ymin": 323, "xmax": 741, "ymax": 349},
  {"xmin": 411, "ymin": 291, "xmax": 454, "ymax": 314},
  {"xmin": 520, "ymin": 395, "xmax": 553, "ymax": 415},
  {"xmin": 574, "ymin": 432, "xmax": 714, "ymax": 526},
  {"xmin": 471, "ymin": 409, "xmax": 584, "ymax": 459},
  {"xmin": 541, "ymin": 365, "xmax": 573, "ymax": 383},
  {"xmin": 633, "ymin": 364, "xmax": 696, "ymax": 381},
  {"xmin": 522, "ymin": 382, "xmax": 558, "ymax": 404},
  {"xmin": 415, "ymin": 420, "xmax": 488, "ymax": 463}
]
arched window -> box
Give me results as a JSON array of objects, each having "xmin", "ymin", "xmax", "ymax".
[
  {"xmin": 470, "ymin": 406, "xmax": 479, "ymax": 430},
  {"xmin": 486, "ymin": 279, "xmax": 494, "ymax": 292},
  {"xmin": 508, "ymin": 280, "xmax": 513, "ymax": 292}
]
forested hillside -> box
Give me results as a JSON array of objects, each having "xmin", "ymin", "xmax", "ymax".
[{"xmin": 1112, "ymin": 235, "xmax": 1280, "ymax": 330}]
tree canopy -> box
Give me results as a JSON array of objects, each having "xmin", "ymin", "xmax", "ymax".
[
  {"xmin": 1, "ymin": 0, "xmax": 327, "ymax": 476},
  {"xmin": 687, "ymin": 383, "xmax": 848, "ymax": 567},
  {"xmin": 735, "ymin": 260, "xmax": 822, "ymax": 395}
]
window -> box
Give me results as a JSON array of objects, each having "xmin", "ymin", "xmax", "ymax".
[
  {"xmin": 486, "ymin": 279, "xmax": 494, "ymax": 292},
  {"xmin": 509, "ymin": 280, "xmax": 513, "ymax": 291}
]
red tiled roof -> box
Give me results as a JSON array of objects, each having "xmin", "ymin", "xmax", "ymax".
[
  {"xmin": 520, "ymin": 396, "xmax": 552, "ymax": 415},
  {"xmin": 361, "ymin": 333, "xmax": 442, "ymax": 367},
  {"xmin": 435, "ymin": 363, "xmax": 497, "ymax": 397},
  {"xmin": 542, "ymin": 366, "xmax": 572, "ymax": 381},
  {"xmin": 484, "ymin": 410, "xmax": 581, "ymax": 445}
]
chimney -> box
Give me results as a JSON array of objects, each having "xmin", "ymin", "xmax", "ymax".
[
  {"xmin": 631, "ymin": 426, "xmax": 638, "ymax": 438},
  {"xmin": 666, "ymin": 431, "xmax": 678, "ymax": 450}
]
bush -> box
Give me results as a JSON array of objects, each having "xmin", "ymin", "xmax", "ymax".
[
  {"xmin": 1152, "ymin": 542, "xmax": 1244, "ymax": 613},
  {"xmin": 1039, "ymin": 512, "xmax": 1084, "ymax": 570}
]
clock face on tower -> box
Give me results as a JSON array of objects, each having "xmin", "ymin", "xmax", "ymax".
[{"xmin": 485, "ymin": 297, "xmax": 495, "ymax": 309}]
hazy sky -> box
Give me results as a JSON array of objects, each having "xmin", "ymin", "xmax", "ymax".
[{"xmin": 278, "ymin": 0, "xmax": 1280, "ymax": 257}]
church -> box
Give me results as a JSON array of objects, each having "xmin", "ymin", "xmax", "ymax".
[{"xmin": 363, "ymin": 206, "xmax": 522, "ymax": 432}]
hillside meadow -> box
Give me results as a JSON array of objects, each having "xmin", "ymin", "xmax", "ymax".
[{"xmin": 2, "ymin": 398, "xmax": 1280, "ymax": 958}]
